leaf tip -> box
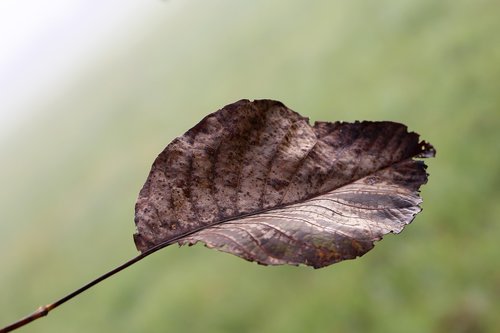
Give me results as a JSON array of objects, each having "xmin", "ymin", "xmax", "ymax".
[{"xmin": 417, "ymin": 140, "xmax": 436, "ymax": 158}]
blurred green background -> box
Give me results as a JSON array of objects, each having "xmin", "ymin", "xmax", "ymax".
[{"xmin": 1, "ymin": 0, "xmax": 499, "ymax": 332}]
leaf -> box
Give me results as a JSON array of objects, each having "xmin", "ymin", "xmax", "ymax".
[
  {"xmin": 134, "ymin": 99, "xmax": 435, "ymax": 268},
  {"xmin": 0, "ymin": 100, "xmax": 436, "ymax": 333}
]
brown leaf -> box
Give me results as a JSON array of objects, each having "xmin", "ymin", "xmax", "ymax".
[{"xmin": 134, "ymin": 99, "xmax": 435, "ymax": 268}]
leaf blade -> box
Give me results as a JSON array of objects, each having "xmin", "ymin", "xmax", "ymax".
[{"xmin": 134, "ymin": 99, "xmax": 435, "ymax": 268}]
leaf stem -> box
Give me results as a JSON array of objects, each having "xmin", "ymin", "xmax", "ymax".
[
  {"xmin": 0, "ymin": 238, "xmax": 177, "ymax": 333},
  {"xmin": 0, "ymin": 214, "xmax": 240, "ymax": 332}
]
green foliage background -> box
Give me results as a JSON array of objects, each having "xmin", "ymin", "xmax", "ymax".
[{"xmin": 1, "ymin": 1, "xmax": 499, "ymax": 332}]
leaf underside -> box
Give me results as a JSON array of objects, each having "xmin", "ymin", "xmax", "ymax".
[{"xmin": 134, "ymin": 99, "xmax": 435, "ymax": 268}]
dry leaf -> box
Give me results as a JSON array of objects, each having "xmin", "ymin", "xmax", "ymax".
[{"xmin": 134, "ymin": 99, "xmax": 435, "ymax": 268}]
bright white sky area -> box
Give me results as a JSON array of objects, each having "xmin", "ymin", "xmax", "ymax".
[{"xmin": 0, "ymin": 0, "xmax": 179, "ymax": 141}]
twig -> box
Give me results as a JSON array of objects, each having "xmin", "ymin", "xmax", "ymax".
[
  {"xmin": 0, "ymin": 213, "xmax": 245, "ymax": 332},
  {"xmin": 0, "ymin": 238, "xmax": 176, "ymax": 332}
]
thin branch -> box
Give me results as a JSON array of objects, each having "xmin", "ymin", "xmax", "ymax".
[
  {"xmin": 0, "ymin": 238, "xmax": 176, "ymax": 333},
  {"xmin": 0, "ymin": 213, "xmax": 253, "ymax": 332}
]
